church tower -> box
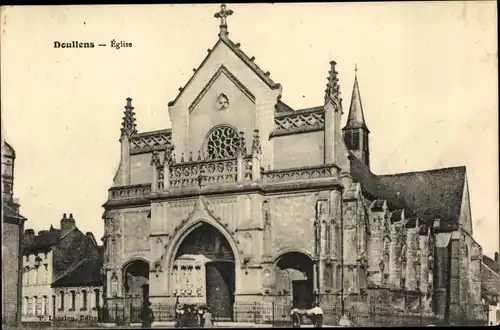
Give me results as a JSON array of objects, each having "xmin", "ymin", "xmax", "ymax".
[{"xmin": 342, "ymin": 66, "xmax": 370, "ymax": 168}]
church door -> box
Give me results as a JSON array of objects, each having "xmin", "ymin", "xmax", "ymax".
[
  {"xmin": 292, "ymin": 280, "xmax": 314, "ymax": 309},
  {"xmin": 206, "ymin": 261, "xmax": 235, "ymax": 321},
  {"xmin": 174, "ymin": 223, "xmax": 236, "ymax": 320}
]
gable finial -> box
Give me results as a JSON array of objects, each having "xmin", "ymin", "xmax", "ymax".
[
  {"xmin": 214, "ymin": 3, "xmax": 234, "ymax": 37},
  {"xmin": 120, "ymin": 97, "xmax": 137, "ymax": 139}
]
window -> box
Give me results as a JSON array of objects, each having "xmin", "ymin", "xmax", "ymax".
[
  {"xmin": 205, "ymin": 125, "xmax": 240, "ymax": 160},
  {"xmin": 94, "ymin": 289, "xmax": 100, "ymax": 309},
  {"xmin": 42, "ymin": 296, "xmax": 48, "ymax": 315},
  {"xmin": 23, "ymin": 268, "xmax": 28, "ymax": 285},
  {"xmin": 70, "ymin": 291, "xmax": 76, "ymax": 310},
  {"xmin": 81, "ymin": 290, "xmax": 88, "ymax": 310},
  {"xmin": 23, "ymin": 296, "xmax": 28, "ymax": 315},
  {"xmin": 343, "ymin": 130, "xmax": 352, "ymax": 149},
  {"xmin": 27, "ymin": 296, "xmax": 33, "ymax": 315},
  {"xmin": 58, "ymin": 291, "xmax": 64, "ymax": 310},
  {"xmin": 33, "ymin": 296, "xmax": 38, "ymax": 315},
  {"xmin": 352, "ymin": 131, "xmax": 360, "ymax": 150}
]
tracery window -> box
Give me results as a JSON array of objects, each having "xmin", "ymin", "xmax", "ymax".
[{"xmin": 205, "ymin": 125, "xmax": 240, "ymax": 160}]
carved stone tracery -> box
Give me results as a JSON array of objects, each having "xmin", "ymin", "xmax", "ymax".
[{"xmin": 205, "ymin": 126, "xmax": 241, "ymax": 160}]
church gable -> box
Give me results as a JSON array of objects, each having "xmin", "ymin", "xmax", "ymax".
[
  {"xmin": 168, "ymin": 37, "xmax": 279, "ymax": 111},
  {"xmin": 188, "ymin": 68, "xmax": 256, "ymax": 157},
  {"xmin": 459, "ymin": 176, "xmax": 473, "ymax": 235},
  {"xmin": 189, "ymin": 65, "xmax": 255, "ymax": 113}
]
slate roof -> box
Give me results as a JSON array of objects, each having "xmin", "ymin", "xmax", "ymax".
[
  {"xmin": 483, "ymin": 255, "xmax": 500, "ymax": 274},
  {"xmin": 22, "ymin": 226, "xmax": 61, "ymax": 254},
  {"xmin": 51, "ymin": 257, "xmax": 103, "ymax": 287},
  {"xmin": 274, "ymin": 100, "xmax": 324, "ymax": 117},
  {"xmin": 2, "ymin": 141, "xmax": 16, "ymax": 158},
  {"xmin": 343, "ymin": 75, "xmax": 369, "ymax": 132},
  {"xmin": 3, "ymin": 204, "xmax": 26, "ymax": 221},
  {"xmin": 349, "ymin": 153, "xmax": 466, "ymax": 229},
  {"xmin": 482, "ymin": 255, "xmax": 500, "ymax": 303}
]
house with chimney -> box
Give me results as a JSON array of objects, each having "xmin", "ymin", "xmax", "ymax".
[{"xmin": 21, "ymin": 213, "xmax": 103, "ymax": 324}]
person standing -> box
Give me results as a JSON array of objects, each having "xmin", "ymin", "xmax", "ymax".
[
  {"xmin": 202, "ymin": 307, "xmax": 213, "ymax": 328},
  {"xmin": 141, "ymin": 301, "xmax": 154, "ymax": 329}
]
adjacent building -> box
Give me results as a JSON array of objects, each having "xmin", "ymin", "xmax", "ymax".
[
  {"xmin": 482, "ymin": 252, "xmax": 500, "ymax": 325},
  {"xmin": 2, "ymin": 141, "xmax": 27, "ymax": 327},
  {"xmin": 21, "ymin": 213, "xmax": 103, "ymax": 324},
  {"xmin": 101, "ymin": 4, "xmax": 487, "ymax": 326}
]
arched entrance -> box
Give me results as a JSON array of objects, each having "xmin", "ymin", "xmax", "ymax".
[
  {"xmin": 123, "ymin": 259, "xmax": 150, "ymax": 306},
  {"xmin": 172, "ymin": 222, "xmax": 235, "ymax": 320},
  {"xmin": 275, "ymin": 252, "xmax": 315, "ymax": 309}
]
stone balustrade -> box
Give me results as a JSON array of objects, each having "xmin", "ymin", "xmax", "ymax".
[
  {"xmin": 262, "ymin": 164, "xmax": 336, "ymax": 184},
  {"xmin": 169, "ymin": 157, "xmax": 239, "ymax": 189},
  {"xmin": 108, "ymin": 162, "xmax": 338, "ymax": 201},
  {"xmin": 108, "ymin": 183, "xmax": 151, "ymax": 200}
]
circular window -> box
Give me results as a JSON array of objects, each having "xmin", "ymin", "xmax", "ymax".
[{"xmin": 205, "ymin": 125, "xmax": 240, "ymax": 160}]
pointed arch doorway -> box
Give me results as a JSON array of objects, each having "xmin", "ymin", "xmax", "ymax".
[
  {"xmin": 172, "ymin": 222, "xmax": 236, "ymax": 320},
  {"xmin": 275, "ymin": 252, "xmax": 315, "ymax": 309}
]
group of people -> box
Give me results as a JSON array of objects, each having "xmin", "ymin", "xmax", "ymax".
[{"xmin": 175, "ymin": 300, "xmax": 213, "ymax": 328}]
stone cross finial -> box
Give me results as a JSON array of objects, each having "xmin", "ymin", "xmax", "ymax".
[{"xmin": 214, "ymin": 4, "xmax": 234, "ymax": 36}]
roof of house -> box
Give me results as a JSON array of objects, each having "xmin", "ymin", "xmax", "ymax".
[
  {"xmin": 482, "ymin": 255, "xmax": 500, "ymax": 303},
  {"xmin": 2, "ymin": 141, "xmax": 16, "ymax": 158},
  {"xmin": 22, "ymin": 226, "xmax": 61, "ymax": 254},
  {"xmin": 3, "ymin": 204, "xmax": 26, "ymax": 221},
  {"xmin": 349, "ymin": 153, "xmax": 466, "ymax": 229},
  {"xmin": 483, "ymin": 255, "xmax": 500, "ymax": 274},
  {"xmin": 51, "ymin": 257, "xmax": 103, "ymax": 287}
]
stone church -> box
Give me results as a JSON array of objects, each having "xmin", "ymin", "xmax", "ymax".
[{"xmin": 102, "ymin": 4, "xmax": 485, "ymax": 325}]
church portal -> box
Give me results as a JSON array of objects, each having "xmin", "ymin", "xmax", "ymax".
[{"xmin": 172, "ymin": 223, "xmax": 235, "ymax": 320}]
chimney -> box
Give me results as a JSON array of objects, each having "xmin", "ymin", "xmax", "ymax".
[
  {"xmin": 495, "ymin": 252, "xmax": 499, "ymax": 264},
  {"xmin": 60, "ymin": 213, "xmax": 76, "ymax": 237},
  {"xmin": 24, "ymin": 229, "xmax": 35, "ymax": 245}
]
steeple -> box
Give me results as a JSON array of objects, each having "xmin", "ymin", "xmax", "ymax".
[
  {"xmin": 214, "ymin": 3, "xmax": 234, "ymax": 37},
  {"xmin": 120, "ymin": 97, "xmax": 137, "ymax": 139},
  {"xmin": 342, "ymin": 65, "xmax": 370, "ymax": 168},
  {"xmin": 344, "ymin": 65, "xmax": 369, "ymax": 132}
]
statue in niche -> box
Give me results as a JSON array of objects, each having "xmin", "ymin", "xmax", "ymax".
[{"xmin": 110, "ymin": 272, "xmax": 119, "ymax": 297}]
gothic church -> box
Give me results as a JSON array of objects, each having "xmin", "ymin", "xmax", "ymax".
[{"xmin": 102, "ymin": 4, "xmax": 485, "ymax": 326}]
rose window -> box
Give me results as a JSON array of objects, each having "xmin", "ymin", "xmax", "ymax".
[{"xmin": 205, "ymin": 126, "xmax": 240, "ymax": 160}]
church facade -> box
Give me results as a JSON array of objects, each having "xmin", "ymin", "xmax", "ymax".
[{"xmin": 101, "ymin": 4, "xmax": 485, "ymax": 326}]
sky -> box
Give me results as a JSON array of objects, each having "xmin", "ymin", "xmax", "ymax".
[{"xmin": 1, "ymin": 3, "xmax": 498, "ymax": 256}]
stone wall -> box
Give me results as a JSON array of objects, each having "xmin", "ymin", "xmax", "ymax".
[
  {"xmin": 2, "ymin": 221, "xmax": 21, "ymax": 326},
  {"xmin": 269, "ymin": 193, "xmax": 316, "ymax": 256},
  {"xmin": 273, "ymin": 131, "xmax": 324, "ymax": 169}
]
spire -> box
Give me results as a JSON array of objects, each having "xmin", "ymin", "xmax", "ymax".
[
  {"xmin": 121, "ymin": 97, "xmax": 137, "ymax": 139},
  {"xmin": 343, "ymin": 65, "xmax": 369, "ymax": 132},
  {"xmin": 342, "ymin": 65, "xmax": 371, "ymax": 168},
  {"xmin": 214, "ymin": 3, "xmax": 234, "ymax": 37},
  {"xmin": 324, "ymin": 61, "xmax": 342, "ymax": 113}
]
